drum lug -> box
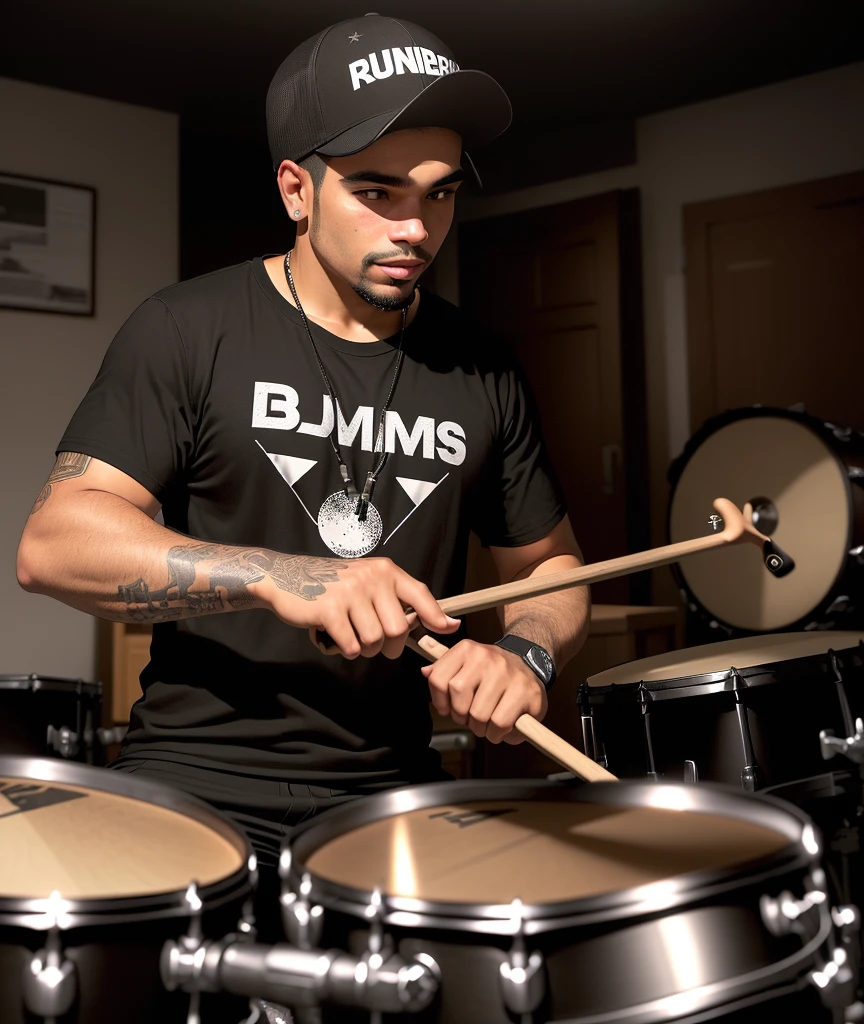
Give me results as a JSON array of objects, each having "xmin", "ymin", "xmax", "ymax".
[
  {"xmin": 683, "ymin": 760, "xmax": 699, "ymax": 784},
  {"xmin": 760, "ymin": 886, "xmax": 827, "ymax": 937},
  {"xmin": 238, "ymin": 854, "xmax": 259, "ymax": 942},
  {"xmin": 22, "ymin": 902, "xmax": 77, "ymax": 1021},
  {"xmin": 280, "ymin": 851, "xmax": 324, "ymax": 950},
  {"xmin": 499, "ymin": 899, "xmax": 545, "ymax": 1017},
  {"xmin": 46, "ymin": 724, "xmax": 79, "ymax": 759},
  {"xmin": 821, "ymin": 719, "xmax": 864, "ymax": 765}
]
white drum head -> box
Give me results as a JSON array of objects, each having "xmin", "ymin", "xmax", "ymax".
[{"xmin": 670, "ymin": 416, "xmax": 851, "ymax": 631}]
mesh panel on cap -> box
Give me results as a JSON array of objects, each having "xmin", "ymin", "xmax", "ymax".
[{"xmin": 266, "ymin": 31, "xmax": 327, "ymax": 169}]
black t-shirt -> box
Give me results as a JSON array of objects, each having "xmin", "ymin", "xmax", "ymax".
[{"xmin": 59, "ymin": 257, "xmax": 565, "ymax": 788}]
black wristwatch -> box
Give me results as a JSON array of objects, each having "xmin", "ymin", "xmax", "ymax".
[{"xmin": 494, "ymin": 634, "xmax": 556, "ymax": 691}]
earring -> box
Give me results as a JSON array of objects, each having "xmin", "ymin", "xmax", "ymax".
[{"xmin": 293, "ymin": 209, "xmax": 302, "ymax": 219}]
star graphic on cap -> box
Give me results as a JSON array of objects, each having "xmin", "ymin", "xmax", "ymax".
[{"xmin": 348, "ymin": 32, "xmax": 362, "ymax": 42}]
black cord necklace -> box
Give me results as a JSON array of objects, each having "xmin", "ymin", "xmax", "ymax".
[{"xmin": 284, "ymin": 250, "xmax": 407, "ymax": 526}]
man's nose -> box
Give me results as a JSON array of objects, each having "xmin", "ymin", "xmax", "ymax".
[{"xmin": 389, "ymin": 216, "xmax": 429, "ymax": 248}]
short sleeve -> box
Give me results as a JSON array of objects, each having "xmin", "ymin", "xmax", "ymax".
[
  {"xmin": 57, "ymin": 297, "xmax": 195, "ymax": 503},
  {"xmin": 473, "ymin": 360, "xmax": 566, "ymax": 548}
]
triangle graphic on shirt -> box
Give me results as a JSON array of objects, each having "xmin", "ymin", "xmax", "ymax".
[
  {"xmin": 266, "ymin": 452, "xmax": 318, "ymax": 487},
  {"xmin": 396, "ymin": 476, "xmax": 440, "ymax": 507}
]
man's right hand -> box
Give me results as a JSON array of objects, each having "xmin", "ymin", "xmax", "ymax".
[{"xmin": 250, "ymin": 553, "xmax": 460, "ymax": 660}]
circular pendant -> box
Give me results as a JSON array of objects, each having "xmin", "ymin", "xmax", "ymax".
[{"xmin": 317, "ymin": 491, "xmax": 383, "ymax": 558}]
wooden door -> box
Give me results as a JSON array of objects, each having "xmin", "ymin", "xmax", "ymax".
[
  {"xmin": 458, "ymin": 190, "xmax": 648, "ymax": 606},
  {"xmin": 684, "ymin": 171, "xmax": 864, "ymax": 432}
]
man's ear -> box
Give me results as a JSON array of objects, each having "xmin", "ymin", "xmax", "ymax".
[{"xmin": 276, "ymin": 160, "xmax": 312, "ymax": 220}]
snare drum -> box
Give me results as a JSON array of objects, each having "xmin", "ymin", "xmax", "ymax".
[
  {"xmin": 579, "ymin": 632, "xmax": 864, "ymax": 789},
  {"xmin": 281, "ymin": 779, "xmax": 855, "ymax": 1023},
  {"xmin": 0, "ymin": 675, "xmax": 102, "ymax": 762},
  {"xmin": 0, "ymin": 757, "xmax": 253, "ymax": 1023}
]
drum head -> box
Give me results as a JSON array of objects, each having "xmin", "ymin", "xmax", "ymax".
[
  {"xmin": 289, "ymin": 781, "xmax": 804, "ymax": 926},
  {"xmin": 586, "ymin": 631, "xmax": 864, "ymax": 688},
  {"xmin": 305, "ymin": 799, "xmax": 788, "ymax": 906},
  {"xmin": 0, "ymin": 758, "xmax": 247, "ymax": 902},
  {"xmin": 670, "ymin": 414, "xmax": 851, "ymax": 631}
]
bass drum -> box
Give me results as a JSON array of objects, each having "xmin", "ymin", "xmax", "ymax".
[
  {"xmin": 668, "ymin": 407, "xmax": 864, "ymax": 636},
  {"xmin": 283, "ymin": 779, "xmax": 856, "ymax": 1024},
  {"xmin": 0, "ymin": 757, "xmax": 254, "ymax": 1023}
]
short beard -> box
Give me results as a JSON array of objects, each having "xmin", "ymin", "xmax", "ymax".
[{"xmin": 352, "ymin": 279, "xmax": 416, "ymax": 311}]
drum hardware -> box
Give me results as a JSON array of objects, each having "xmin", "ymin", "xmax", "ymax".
[
  {"xmin": 731, "ymin": 669, "xmax": 762, "ymax": 792},
  {"xmin": 498, "ymin": 899, "xmax": 545, "ymax": 1017},
  {"xmin": 760, "ymin": 874, "xmax": 859, "ymax": 1001},
  {"xmin": 96, "ymin": 725, "xmax": 128, "ymax": 747},
  {"xmin": 163, "ymin": 854, "xmax": 440, "ymax": 1018},
  {"xmin": 278, "ymin": 851, "xmax": 324, "ymax": 950},
  {"xmin": 579, "ymin": 707, "xmax": 607, "ymax": 771},
  {"xmin": 639, "ymin": 690, "xmax": 662, "ymax": 782},
  {"xmin": 831, "ymin": 649, "xmax": 857, "ymax": 739},
  {"xmin": 45, "ymin": 723, "xmax": 89, "ymax": 760},
  {"xmin": 161, "ymin": 916, "xmax": 440, "ymax": 1017},
  {"xmin": 21, "ymin": 892, "xmax": 77, "ymax": 1022},
  {"xmin": 820, "ymin": 719, "xmax": 864, "ymax": 765},
  {"xmin": 683, "ymin": 760, "xmax": 698, "ymax": 783}
]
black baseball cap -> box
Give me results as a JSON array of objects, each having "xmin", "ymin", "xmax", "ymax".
[{"xmin": 266, "ymin": 13, "xmax": 512, "ymax": 172}]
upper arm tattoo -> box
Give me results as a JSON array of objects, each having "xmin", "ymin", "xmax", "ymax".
[{"xmin": 29, "ymin": 453, "xmax": 92, "ymax": 515}]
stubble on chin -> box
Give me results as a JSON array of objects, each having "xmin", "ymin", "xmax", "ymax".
[{"xmin": 352, "ymin": 274, "xmax": 416, "ymax": 312}]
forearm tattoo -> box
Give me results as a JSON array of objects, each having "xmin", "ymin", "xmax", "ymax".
[
  {"xmin": 118, "ymin": 544, "xmax": 345, "ymax": 623},
  {"xmin": 30, "ymin": 452, "xmax": 92, "ymax": 515}
]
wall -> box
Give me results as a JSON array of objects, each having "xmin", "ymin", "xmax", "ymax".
[
  {"xmin": 0, "ymin": 78, "xmax": 178, "ymax": 679},
  {"xmin": 441, "ymin": 61, "xmax": 864, "ymax": 599}
]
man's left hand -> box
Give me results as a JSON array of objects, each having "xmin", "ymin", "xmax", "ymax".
[{"xmin": 420, "ymin": 640, "xmax": 548, "ymax": 744}]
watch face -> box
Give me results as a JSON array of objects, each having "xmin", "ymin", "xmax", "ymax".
[{"xmin": 526, "ymin": 646, "xmax": 553, "ymax": 683}]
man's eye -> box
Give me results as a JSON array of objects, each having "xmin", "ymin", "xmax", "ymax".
[
  {"xmin": 427, "ymin": 188, "xmax": 456, "ymax": 201},
  {"xmin": 355, "ymin": 189, "xmax": 387, "ymax": 200}
]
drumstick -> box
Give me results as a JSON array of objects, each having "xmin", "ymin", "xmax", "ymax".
[
  {"xmin": 315, "ymin": 497, "xmax": 793, "ymax": 649},
  {"xmin": 409, "ymin": 632, "xmax": 618, "ymax": 783},
  {"xmin": 436, "ymin": 497, "xmax": 792, "ymax": 618}
]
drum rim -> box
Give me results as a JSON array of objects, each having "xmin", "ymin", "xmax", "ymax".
[
  {"xmin": 667, "ymin": 405, "xmax": 859, "ymax": 634},
  {"xmin": 0, "ymin": 756, "xmax": 253, "ymax": 929},
  {"xmin": 286, "ymin": 779, "xmax": 817, "ymax": 935},
  {"xmin": 580, "ymin": 639, "xmax": 864, "ymax": 703},
  {"xmin": 0, "ymin": 675, "xmax": 102, "ymax": 696}
]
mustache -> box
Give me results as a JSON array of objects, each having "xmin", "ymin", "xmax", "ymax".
[{"xmin": 361, "ymin": 247, "xmax": 434, "ymax": 270}]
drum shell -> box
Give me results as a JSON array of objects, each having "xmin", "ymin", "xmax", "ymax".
[
  {"xmin": 286, "ymin": 780, "xmax": 842, "ymax": 1024},
  {"xmin": 317, "ymin": 890, "xmax": 822, "ymax": 1023},
  {"xmin": 0, "ymin": 677, "xmax": 102, "ymax": 763},
  {"xmin": 579, "ymin": 639, "xmax": 864, "ymax": 788}
]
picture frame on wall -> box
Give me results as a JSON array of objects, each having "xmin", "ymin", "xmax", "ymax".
[{"xmin": 0, "ymin": 171, "xmax": 96, "ymax": 316}]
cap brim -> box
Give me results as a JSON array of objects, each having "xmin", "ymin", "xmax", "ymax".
[{"xmin": 316, "ymin": 70, "xmax": 512, "ymax": 158}]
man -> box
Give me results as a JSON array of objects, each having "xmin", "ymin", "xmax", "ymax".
[{"xmin": 17, "ymin": 15, "xmax": 589, "ymax": 880}]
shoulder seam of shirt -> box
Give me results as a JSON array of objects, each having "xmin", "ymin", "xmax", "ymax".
[
  {"xmin": 152, "ymin": 296, "xmax": 195, "ymax": 418},
  {"xmin": 57, "ymin": 436, "xmax": 169, "ymax": 496}
]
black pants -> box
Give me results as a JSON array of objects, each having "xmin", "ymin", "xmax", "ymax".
[{"xmin": 112, "ymin": 757, "xmax": 359, "ymax": 942}]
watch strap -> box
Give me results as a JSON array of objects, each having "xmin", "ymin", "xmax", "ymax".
[{"xmin": 494, "ymin": 634, "xmax": 556, "ymax": 690}]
